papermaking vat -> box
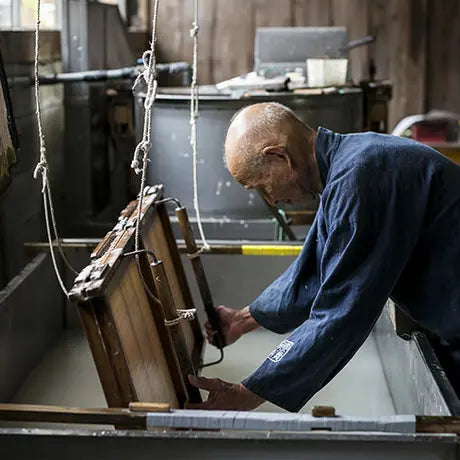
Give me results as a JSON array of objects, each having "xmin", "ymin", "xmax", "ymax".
[{"xmin": 137, "ymin": 86, "xmax": 363, "ymax": 219}]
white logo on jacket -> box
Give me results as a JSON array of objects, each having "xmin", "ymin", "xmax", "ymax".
[{"xmin": 268, "ymin": 339, "xmax": 294, "ymax": 362}]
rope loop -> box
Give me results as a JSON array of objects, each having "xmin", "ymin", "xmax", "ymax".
[
  {"xmin": 131, "ymin": 141, "xmax": 152, "ymax": 174},
  {"xmin": 190, "ymin": 23, "xmax": 199, "ymax": 38},
  {"xmin": 33, "ymin": 158, "xmax": 47, "ymax": 179},
  {"xmin": 164, "ymin": 308, "xmax": 197, "ymax": 327}
]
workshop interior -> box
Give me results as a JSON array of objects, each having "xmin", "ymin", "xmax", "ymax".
[{"xmin": 0, "ymin": 0, "xmax": 460, "ymax": 458}]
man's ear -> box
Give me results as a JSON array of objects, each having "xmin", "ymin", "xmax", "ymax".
[{"xmin": 262, "ymin": 146, "xmax": 291, "ymax": 166}]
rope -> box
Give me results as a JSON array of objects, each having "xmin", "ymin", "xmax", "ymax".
[
  {"xmin": 131, "ymin": 0, "xmax": 160, "ymax": 254},
  {"xmin": 190, "ymin": 0, "xmax": 210, "ymax": 251},
  {"xmin": 164, "ymin": 308, "xmax": 197, "ymax": 327},
  {"xmin": 33, "ymin": 0, "xmax": 77, "ymax": 297}
]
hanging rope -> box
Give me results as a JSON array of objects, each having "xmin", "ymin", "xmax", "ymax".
[
  {"xmin": 131, "ymin": 0, "xmax": 160, "ymax": 253},
  {"xmin": 190, "ymin": 0, "xmax": 210, "ymax": 251},
  {"xmin": 33, "ymin": 0, "xmax": 77, "ymax": 298},
  {"xmin": 129, "ymin": 0, "xmax": 166, "ymax": 309}
]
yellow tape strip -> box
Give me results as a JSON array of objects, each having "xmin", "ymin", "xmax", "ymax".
[{"xmin": 241, "ymin": 245, "xmax": 302, "ymax": 256}]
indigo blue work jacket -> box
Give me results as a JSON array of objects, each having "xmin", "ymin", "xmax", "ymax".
[{"xmin": 242, "ymin": 128, "xmax": 460, "ymax": 412}]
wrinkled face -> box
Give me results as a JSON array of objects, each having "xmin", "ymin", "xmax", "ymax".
[{"xmin": 226, "ymin": 149, "xmax": 309, "ymax": 206}]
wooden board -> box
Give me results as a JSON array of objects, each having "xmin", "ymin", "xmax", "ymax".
[
  {"xmin": 106, "ymin": 258, "xmax": 179, "ymax": 406},
  {"xmin": 69, "ymin": 185, "xmax": 204, "ymax": 408},
  {"xmin": 141, "ymin": 201, "xmax": 204, "ymax": 368}
]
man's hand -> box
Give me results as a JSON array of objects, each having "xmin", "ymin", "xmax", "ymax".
[
  {"xmin": 205, "ymin": 305, "xmax": 260, "ymax": 347},
  {"xmin": 185, "ymin": 375, "xmax": 265, "ymax": 411}
]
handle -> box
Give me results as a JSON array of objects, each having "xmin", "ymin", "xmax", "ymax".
[
  {"xmin": 175, "ymin": 206, "xmax": 226, "ymax": 350},
  {"xmin": 342, "ymin": 35, "xmax": 376, "ymax": 52}
]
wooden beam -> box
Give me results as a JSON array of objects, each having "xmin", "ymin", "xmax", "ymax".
[
  {"xmin": 0, "ymin": 404, "xmax": 148, "ymax": 427},
  {"xmin": 416, "ymin": 416, "xmax": 460, "ymax": 434}
]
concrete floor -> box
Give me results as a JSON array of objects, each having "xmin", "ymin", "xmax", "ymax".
[{"xmin": 12, "ymin": 327, "xmax": 395, "ymax": 418}]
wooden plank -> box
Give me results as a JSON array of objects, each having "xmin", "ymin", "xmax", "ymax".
[
  {"xmin": 368, "ymin": 0, "xmax": 389, "ymax": 80},
  {"xmin": 137, "ymin": 251, "xmax": 189, "ymax": 406},
  {"xmin": 150, "ymin": 261, "xmax": 201, "ymax": 402},
  {"xmin": 416, "ymin": 416, "xmax": 460, "ymax": 434},
  {"xmin": 197, "ymin": 0, "xmax": 217, "ymax": 84},
  {"xmin": 378, "ymin": 0, "xmax": 428, "ymax": 129},
  {"xmin": 292, "ymin": 0, "xmax": 332, "ymax": 26},
  {"xmin": 142, "ymin": 202, "xmax": 202, "ymax": 365},
  {"xmin": 211, "ymin": 0, "xmax": 253, "ymax": 82},
  {"xmin": 0, "ymin": 31, "xmax": 61, "ymax": 64},
  {"xmin": 0, "ymin": 404, "xmax": 148, "ymax": 427},
  {"xmin": 106, "ymin": 259, "xmax": 180, "ymax": 407},
  {"xmin": 426, "ymin": 0, "xmax": 460, "ymax": 114},
  {"xmin": 77, "ymin": 303, "xmax": 125, "ymax": 407},
  {"xmin": 128, "ymin": 402, "xmax": 170, "ymax": 412},
  {"xmin": 93, "ymin": 296, "xmax": 138, "ymax": 406},
  {"xmin": 253, "ymin": 0, "xmax": 293, "ymax": 28},
  {"xmin": 331, "ymin": 0, "xmax": 370, "ymax": 82},
  {"xmin": 157, "ymin": 0, "xmax": 189, "ymax": 64},
  {"xmin": 154, "ymin": 0, "xmax": 458, "ymax": 131}
]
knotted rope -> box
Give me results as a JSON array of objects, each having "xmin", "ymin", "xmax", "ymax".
[
  {"xmin": 190, "ymin": 0, "xmax": 210, "ymax": 251},
  {"xmin": 131, "ymin": 0, "xmax": 160, "ymax": 254},
  {"xmin": 164, "ymin": 308, "xmax": 197, "ymax": 327},
  {"xmin": 33, "ymin": 0, "xmax": 78, "ymax": 298}
]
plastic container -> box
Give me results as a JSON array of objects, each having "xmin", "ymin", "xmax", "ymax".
[{"xmin": 306, "ymin": 58, "xmax": 348, "ymax": 87}]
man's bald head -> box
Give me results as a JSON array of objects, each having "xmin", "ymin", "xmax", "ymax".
[
  {"xmin": 225, "ymin": 102, "xmax": 302, "ymax": 181},
  {"xmin": 224, "ymin": 102, "xmax": 321, "ymax": 206}
]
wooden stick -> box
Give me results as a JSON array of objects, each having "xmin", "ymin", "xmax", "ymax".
[
  {"xmin": 175, "ymin": 206, "xmax": 225, "ymax": 349},
  {"xmin": 0, "ymin": 403, "xmax": 146, "ymax": 427},
  {"xmin": 416, "ymin": 416, "xmax": 460, "ymax": 433},
  {"xmin": 128, "ymin": 402, "xmax": 170, "ymax": 413},
  {"xmin": 311, "ymin": 406, "xmax": 336, "ymax": 417}
]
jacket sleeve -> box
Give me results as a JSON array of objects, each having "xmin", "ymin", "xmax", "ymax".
[
  {"xmin": 248, "ymin": 222, "xmax": 321, "ymax": 334},
  {"xmin": 242, "ymin": 175, "xmax": 421, "ymax": 412}
]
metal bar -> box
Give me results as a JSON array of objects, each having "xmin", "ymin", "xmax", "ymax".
[
  {"xmin": 7, "ymin": 62, "xmax": 192, "ymax": 87},
  {"xmin": 285, "ymin": 210, "xmax": 317, "ymax": 226},
  {"xmin": 25, "ymin": 239, "xmax": 305, "ymax": 256},
  {"xmin": 175, "ymin": 207, "xmax": 226, "ymax": 349},
  {"xmin": 147, "ymin": 410, "xmax": 416, "ymax": 434},
  {"xmin": 150, "ymin": 261, "xmax": 202, "ymax": 404},
  {"xmin": 0, "ymin": 429, "xmax": 459, "ymax": 460},
  {"xmin": 258, "ymin": 193, "xmax": 298, "ymax": 241}
]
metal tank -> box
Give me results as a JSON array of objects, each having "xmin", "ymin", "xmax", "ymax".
[{"xmin": 137, "ymin": 86, "xmax": 362, "ymax": 220}]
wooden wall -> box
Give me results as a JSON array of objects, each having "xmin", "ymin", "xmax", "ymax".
[{"xmin": 155, "ymin": 0, "xmax": 460, "ymax": 130}]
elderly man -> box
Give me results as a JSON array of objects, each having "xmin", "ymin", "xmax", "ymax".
[{"xmin": 187, "ymin": 102, "xmax": 460, "ymax": 413}]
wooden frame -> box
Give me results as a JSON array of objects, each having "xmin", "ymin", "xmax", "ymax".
[{"xmin": 69, "ymin": 185, "xmax": 204, "ymax": 408}]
